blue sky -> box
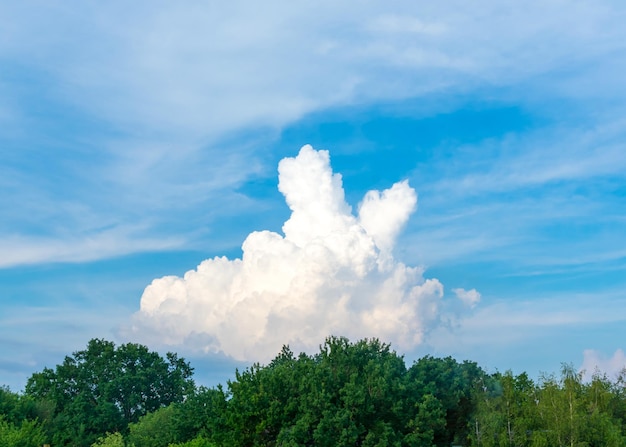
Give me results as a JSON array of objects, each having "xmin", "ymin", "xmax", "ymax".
[{"xmin": 1, "ymin": 1, "xmax": 626, "ymax": 391}]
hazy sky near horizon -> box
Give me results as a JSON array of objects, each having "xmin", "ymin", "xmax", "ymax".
[{"xmin": 1, "ymin": 1, "xmax": 626, "ymax": 391}]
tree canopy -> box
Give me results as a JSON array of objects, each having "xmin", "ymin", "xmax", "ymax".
[
  {"xmin": 24, "ymin": 339, "xmax": 194, "ymax": 446},
  {"xmin": 2, "ymin": 337, "xmax": 626, "ymax": 447}
]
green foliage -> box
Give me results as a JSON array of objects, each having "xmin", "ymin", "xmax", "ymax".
[
  {"xmin": 218, "ymin": 336, "xmax": 469, "ymax": 447},
  {"xmin": 172, "ymin": 386, "xmax": 228, "ymax": 444},
  {"xmin": 128, "ymin": 404, "xmax": 178, "ymax": 447},
  {"xmin": 406, "ymin": 355, "xmax": 484, "ymax": 445},
  {"xmin": 4, "ymin": 336, "xmax": 626, "ymax": 447},
  {"xmin": 0, "ymin": 386, "xmax": 47, "ymax": 427},
  {"xmin": 169, "ymin": 436, "xmax": 217, "ymax": 447},
  {"xmin": 404, "ymin": 393, "xmax": 446, "ymax": 446},
  {"xmin": 471, "ymin": 371, "xmax": 537, "ymax": 447},
  {"xmin": 0, "ymin": 415, "xmax": 46, "ymax": 447},
  {"xmin": 91, "ymin": 431, "xmax": 125, "ymax": 447},
  {"xmin": 25, "ymin": 338, "xmax": 195, "ymax": 447},
  {"xmin": 0, "ymin": 387, "xmax": 20, "ymax": 424},
  {"xmin": 308, "ymin": 337, "xmax": 407, "ymax": 447},
  {"xmin": 471, "ymin": 365, "xmax": 626, "ymax": 447}
]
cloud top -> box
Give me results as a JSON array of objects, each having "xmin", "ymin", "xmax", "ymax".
[{"xmin": 131, "ymin": 145, "xmax": 457, "ymax": 361}]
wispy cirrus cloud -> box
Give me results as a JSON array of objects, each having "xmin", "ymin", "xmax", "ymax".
[
  {"xmin": 0, "ymin": 227, "xmax": 183, "ymax": 268},
  {"xmin": 397, "ymin": 115, "xmax": 626, "ymax": 274},
  {"xmin": 2, "ymin": 1, "xmax": 624, "ymax": 139},
  {"xmin": 1, "ymin": 1, "xmax": 625, "ymax": 269}
]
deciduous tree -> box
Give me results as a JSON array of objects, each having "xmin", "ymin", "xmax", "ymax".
[{"xmin": 25, "ymin": 338, "xmax": 194, "ymax": 447}]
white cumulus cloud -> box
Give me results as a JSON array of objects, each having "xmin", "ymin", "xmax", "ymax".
[
  {"xmin": 581, "ymin": 349, "xmax": 626, "ymax": 381},
  {"xmin": 453, "ymin": 288, "xmax": 481, "ymax": 309},
  {"xmin": 130, "ymin": 145, "xmax": 472, "ymax": 361}
]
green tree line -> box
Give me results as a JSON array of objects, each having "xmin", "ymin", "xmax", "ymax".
[{"xmin": 1, "ymin": 337, "xmax": 625, "ymax": 446}]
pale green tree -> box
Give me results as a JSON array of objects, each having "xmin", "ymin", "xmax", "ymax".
[{"xmin": 91, "ymin": 432, "xmax": 125, "ymax": 447}]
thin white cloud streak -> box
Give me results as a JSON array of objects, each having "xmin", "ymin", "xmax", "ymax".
[
  {"xmin": 0, "ymin": 139, "xmax": 265, "ymax": 268},
  {"xmin": 399, "ymin": 118, "xmax": 626, "ymax": 270},
  {"xmin": 403, "ymin": 193, "xmax": 625, "ymax": 270},
  {"xmin": 367, "ymin": 15, "xmax": 447, "ymax": 36},
  {"xmin": 422, "ymin": 121, "xmax": 626, "ymax": 198},
  {"xmin": 99, "ymin": 139, "xmax": 265, "ymax": 212},
  {"xmin": 128, "ymin": 146, "xmax": 473, "ymax": 362},
  {"xmin": 0, "ymin": 227, "xmax": 183, "ymax": 268},
  {"xmin": 429, "ymin": 291, "xmax": 626, "ymax": 352}
]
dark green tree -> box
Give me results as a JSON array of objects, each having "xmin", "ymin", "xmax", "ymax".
[
  {"xmin": 0, "ymin": 387, "xmax": 20, "ymax": 424},
  {"xmin": 309, "ymin": 337, "xmax": 406, "ymax": 447},
  {"xmin": 221, "ymin": 337, "xmax": 408, "ymax": 446},
  {"xmin": 404, "ymin": 393, "xmax": 446, "ymax": 447},
  {"xmin": 25, "ymin": 338, "xmax": 194, "ymax": 447},
  {"xmin": 406, "ymin": 356, "xmax": 485, "ymax": 445},
  {"xmin": 172, "ymin": 385, "xmax": 228, "ymax": 444}
]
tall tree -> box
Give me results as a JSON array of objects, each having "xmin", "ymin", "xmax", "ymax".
[
  {"xmin": 25, "ymin": 338, "xmax": 194, "ymax": 447},
  {"xmin": 470, "ymin": 371, "xmax": 539, "ymax": 447},
  {"xmin": 222, "ymin": 337, "xmax": 408, "ymax": 447},
  {"xmin": 406, "ymin": 355, "xmax": 485, "ymax": 445}
]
